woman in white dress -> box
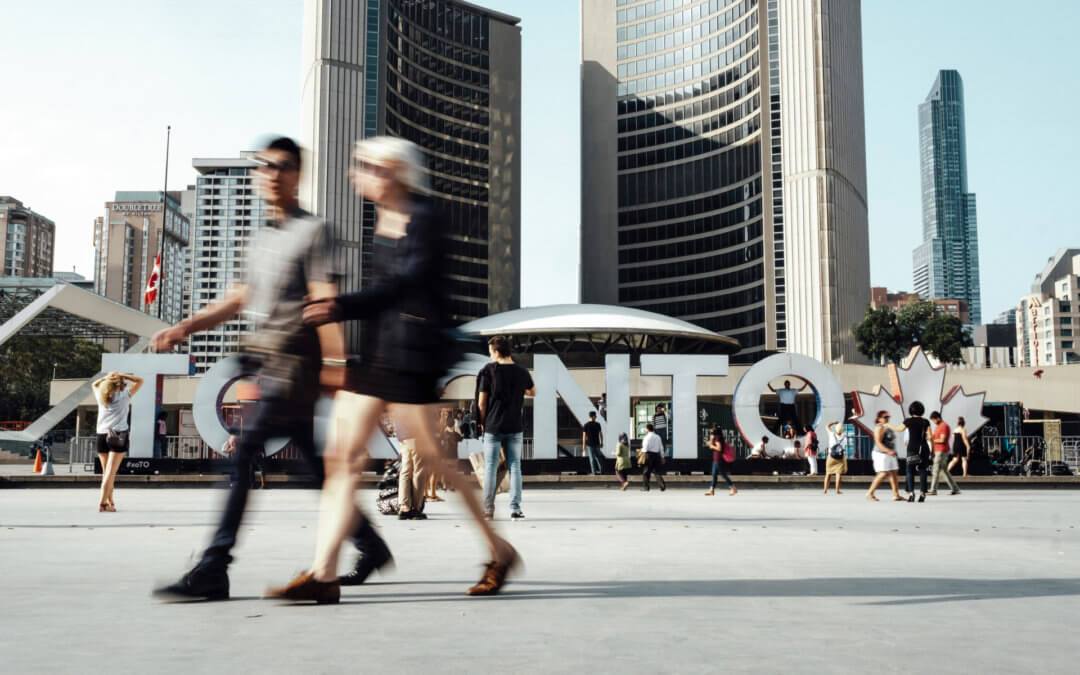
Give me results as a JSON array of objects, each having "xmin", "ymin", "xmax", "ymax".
[
  {"xmin": 866, "ymin": 410, "xmax": 904, "ymax": 502},
  {"xmin": 91, "ymin": 371, "xmax": 143, "ymax": 512}
]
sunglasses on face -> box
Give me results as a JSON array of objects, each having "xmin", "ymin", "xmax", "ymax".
[{"xmin": 253, "ymin": 157, "xmax": 298, "ymax": 173}]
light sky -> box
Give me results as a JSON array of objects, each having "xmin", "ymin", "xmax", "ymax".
[{"xmin": 1, "ymin": 1, "xmax": 1076, "ymax": 321}]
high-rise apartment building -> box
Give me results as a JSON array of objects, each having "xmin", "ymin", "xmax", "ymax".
[
  {"xmin": 581, "ymin": 0, "xmax": 870, "ymax": 363},
  {"xmin": 93, "ymin": 191, "xmax": 189, "ymax": 330},
  {"xmin": 187, "ymin": 155, "xmax": 266, "ymax": 373},
  {"xmin": 913, "ymin": 69, "xmax": 981, "ymax": 326},
  {"xmin": 0, "ymin": 196, "xmax": 55, "ymax": 278},
  {"xmin": 1015, "ymin": 249, "xmax": 1080, "ymax": 367},
  {"xmin": 300, "ymin": 0, "xmax": 522, "ymax": 350}
]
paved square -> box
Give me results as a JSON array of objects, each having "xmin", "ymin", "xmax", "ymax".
[{"xmin": 1, "ymin": 486, "xmax": 1077, "ymax": 674}]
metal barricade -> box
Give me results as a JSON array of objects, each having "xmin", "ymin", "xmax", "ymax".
[
  {"xmin": 68, "ymin": 437, "xmax": 99, "ymax": 472},
  {"xmin": 1062, "ymin": 438, "xmax": 1080, "ymax": 473},
  {"xmin": 982, "ymin": 435, "xmax": 1049, "ymax": 475}
]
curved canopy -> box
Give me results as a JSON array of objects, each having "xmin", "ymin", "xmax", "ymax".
[{"xmin": 458, "ymin": 304, "xmax": 740, "ymax": 365}]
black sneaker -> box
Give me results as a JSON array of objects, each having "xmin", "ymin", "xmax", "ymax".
[
  {"xmin": 918, "ymin": 493, "xmax": 927, "ymax": 503},
  {"xmin": 339, "ymin": 533, "xmax": 394, "ymax": 586},
  {"xmin": 153, "ymin": 566, "xmax": 230, "ymax": 602},
  {"xmin": 510, "ymin": 511, "xmax": 525, "ymax": 520}
]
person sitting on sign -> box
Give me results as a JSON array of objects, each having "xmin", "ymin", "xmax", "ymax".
[{"xmin": 749, "ymin": 436, "xmax": 771, "ymax": 458}]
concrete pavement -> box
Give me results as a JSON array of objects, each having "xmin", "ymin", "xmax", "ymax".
[{"xmin": 1, "ymin": 487, "xmax": 1077, "ymax": 674}]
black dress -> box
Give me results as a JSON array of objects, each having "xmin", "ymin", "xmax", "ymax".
[
  {"xmin": 338, "ymin": 198, "xmax": 451, "ymax": 405},
  {"xmin": 953, "ymin": 430, "xmax": 967, "ymax": 457}
]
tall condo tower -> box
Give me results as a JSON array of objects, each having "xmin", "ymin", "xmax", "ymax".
[
  {"xmin": 300, "ymin": 0, "xmax": 522, "ymax": 351},
  {"xmin": 581, "ymin": 0, "xmax": 870, "ymax": 363},
  {"xmin": 913, "ymin": 69, "xmax": 981, "ymax": 326}
]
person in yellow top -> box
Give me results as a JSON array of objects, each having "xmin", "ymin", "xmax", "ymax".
[{"xmin": 614, "ymin": 433, "xmax": 632, "ymax": 491}]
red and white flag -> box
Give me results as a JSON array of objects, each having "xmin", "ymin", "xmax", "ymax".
[{"xmin": 144, "ymin": 253, "xmax": 162, "ymax": 306}]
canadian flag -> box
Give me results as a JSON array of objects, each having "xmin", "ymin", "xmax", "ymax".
[{"xmin": 144, "ymin": 253, "xmax": 162, "ymax": 306}]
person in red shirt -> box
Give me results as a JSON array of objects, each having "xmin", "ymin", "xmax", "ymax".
[{"xmin": 928, "ymin": 412, "xmax": 961, "ymax": 495}]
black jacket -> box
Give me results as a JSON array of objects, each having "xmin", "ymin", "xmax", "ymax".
[{"xmin": 337, "ymin": 198, "xmax": 451, "ymax": 374}]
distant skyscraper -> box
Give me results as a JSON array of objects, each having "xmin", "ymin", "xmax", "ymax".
[
  {"xmin": 187, "ymin": 155, "xmax": 267, "ymax": 373},
  {"xmin": 299, "ymin": 0, "xmax": 522, "ymax": 348},
  {"xmin": 913, "ymin": 69, "xmax": 981, "ymax": 325},
  {"xmin": 93, "ymin": 192, "xmax": 189, "ymax": 327},
  {"xmin": 0, "ymin": 196, "xmax": 54, "ymax": 278},
  {"xmin": 581, "ymin": 0, "xmax": 870, "ymax": 363}
]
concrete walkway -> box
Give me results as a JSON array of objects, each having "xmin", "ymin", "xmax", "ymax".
[{"xmin": 1, "ymin": 488, "xmax": 1077, "ymax": 673}]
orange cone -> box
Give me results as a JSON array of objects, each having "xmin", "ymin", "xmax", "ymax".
[{"xmin": 32, "ymin": 449, "xmax": 42, "ymax": 473}]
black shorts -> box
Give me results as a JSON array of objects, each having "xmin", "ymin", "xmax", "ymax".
[{"xmin": 96, "ymin": 432, "xmax": 129, "ymax": 454}]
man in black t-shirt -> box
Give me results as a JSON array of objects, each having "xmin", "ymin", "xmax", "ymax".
[
  {"xmin": 477, "ymin": 336, "xmax": 535, "ymax": 519},
  {"xmin": 582, "ymin": 411, "xmax": 605, "ymax": 475}
]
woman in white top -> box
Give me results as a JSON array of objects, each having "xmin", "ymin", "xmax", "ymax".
[
  {"xmin": 91, "ymin": 371, "xmax": 143, "ymax": 512},
  {"xmin": 822, "ymin": 421, "xmax": 846, "ymax": 495},
  {"xmin": 866, "ymin": 411, "xmax": 904, "ymax": 502}
]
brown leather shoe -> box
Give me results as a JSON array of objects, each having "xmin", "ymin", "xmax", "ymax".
[
  {"xmin": 466, "ymin": 546, "xmax": 520, "ymax": 596},
  {"xmin": 265, "ymin": 571, "xmax": 340, "ymax": 604}
]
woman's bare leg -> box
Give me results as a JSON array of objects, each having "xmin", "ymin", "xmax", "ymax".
[
  {"xmin": 823, "ymin": 474, "xmax": 830, "ymax": 494},
  {"xmin": 311, "ymin": 392, "xmax": 386, "ymax": 582},
  {"xmin": 97, "ymin": 453, "xmax": 110, "ymax": 506},
  {"xmin": 103, "ymin": 452, "xmax": 124, "ymax": 505},
  {"xmin": 962, "ymin": 457, "xmax": 969, "ymax": 477},
  {"xmin": 396, "ymin": 404, "xmax": 513, "ymax": 563},
  {"xmin": 887, "ymin": 470, "xmax": 900, "ymax": 498},
  {"xmin": 835, "ymin": 474, "xmax": 842, "ymax": 494},
  {"xmin": 866, "ymin": 471, "xmax": 885, "ymax": 497}
]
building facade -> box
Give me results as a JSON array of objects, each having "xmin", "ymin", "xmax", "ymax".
[
  {"xmin": 185, "ymin": 156, "xmax": 267, "ymax": 373},
  {"xmin": 0, "ymin": 196, "xmax": 55, "ymax": 278},
  {"xmin": 1015, "ymin": 249, "xmax": 1080, "ymax": 367},
  {"xmin": 913, "ymin": 69, "xmax": 981, "ymax": 326},
  {"xmin": 870, "ymin": 286, "xmax": 970, "ymax": 325},
  {"xmin": 93, "ymin": 192, "xmax": 189, "ymax": 332},
  {"xmin": 581, "ymin": 0, "xmax": 870, "ymax": 364},
  {"xmin": 299, "ymin": 0, "xmax": 522, "ymax": 350}
]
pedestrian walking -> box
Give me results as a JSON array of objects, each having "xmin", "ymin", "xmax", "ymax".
[
  {"xmin": 823, "ymin": 421, "xmax": 847, "ymax": 495},
  {"xmin": 395, "ymin": 413, "xmax": 428, "ymax": 520},
  {"xmin": 640, "ymin": 423, "xmax": 666, "ymax": 491},
  {"xmin": 896, "ymin": 402, "xmax": 932, "ymax": 502},
  {"xmin": 704, "ymin": 426, "xmax": 737, "ymax": 496},
  {"xmin": 267, "ymin": 137, "xmax": 518, "ymax": 602},
  {"xmin": 948, "ymin": 416, "xmax": 971, "ymax": 477},
  {"xmin": 477, "ymin": 335, "xmax": 535, "ymax": 520},
  {"xmin": 866, "ymin": 411, "xmax": 903, "ymax": 502},
  {"xmin": 152, "ymin": 137, "xmax": 392, "ymax": 601},
  {"xmin": 614, "ymin": 432, "xmax": 632, "ymax": 491},
  {"xmin": 91, "ymin": 371, "xmax": 143, "ymax": 512},
  {"xmin": 583, "ymin": 410, "xmax": 605, "ymax": 475},
  {"xmin": 927, "ymin": 411, "xmax": 961, "ymax": 495},
  {"xmin": 803, "ymin": 426, "xmax": 819, "ymax": 476}
]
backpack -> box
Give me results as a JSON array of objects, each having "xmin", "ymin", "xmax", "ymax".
[{"xmin": 721, "ymin": 441, "xmax": 735, "ymax": 463}]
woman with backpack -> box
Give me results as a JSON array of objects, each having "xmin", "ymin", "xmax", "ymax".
[
  {"xmin": 822, "ymin": 421, "xmax": 846, "ymax": 495},
  {"xmin": 705, "ymin": 426, "xmax": 737, "ymax": 496}
]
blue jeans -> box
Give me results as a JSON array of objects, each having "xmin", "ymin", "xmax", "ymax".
[
  {"xmin": 482, "ymin": 432, "xmax": 523, "ymax": 514},
  {"xmin": 586, "ymin": 444, "xmax": 605, "ymax": 474}
]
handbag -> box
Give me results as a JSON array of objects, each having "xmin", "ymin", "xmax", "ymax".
[{"xmin": 105, "ymin": 429, "xmax": 127, "ymax": 451}]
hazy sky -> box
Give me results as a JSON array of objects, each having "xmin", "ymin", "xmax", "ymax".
[{"xmin": 1, "ymin": 1, "xmax": 1076, "ymax": 322}]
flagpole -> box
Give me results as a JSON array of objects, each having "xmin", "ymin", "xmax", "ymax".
[{"xmin": 158, "ymin": 125, "xmax": 171, "ymax": 321}]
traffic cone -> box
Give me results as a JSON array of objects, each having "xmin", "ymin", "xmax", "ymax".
[{"xmin": 32, "ymin": 450, "xmax": 42, "ymax": 473}]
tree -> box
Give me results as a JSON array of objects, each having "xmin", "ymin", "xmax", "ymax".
[
  {"xmin": 853, "ymin": 301, "xmax": 973, "ymax": 365},
  {"xmin": 0, "ymin": 336, "xmax": 106, "ymax": 424}
]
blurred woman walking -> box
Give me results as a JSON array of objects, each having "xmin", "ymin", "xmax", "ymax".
[{"xmin": 704, "ymin": 426, "xmax": 737, "ymax": 496}]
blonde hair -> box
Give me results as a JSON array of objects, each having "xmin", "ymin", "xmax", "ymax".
[
  {"xmin": 101, "ymin": 376, "xmax": 125, "ymax": 405},
  {"xmin": 353, "ymin": 136, "xmax": 429, "ymax": 192}
]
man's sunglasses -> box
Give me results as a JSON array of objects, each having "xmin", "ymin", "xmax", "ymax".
[{"xmin": 253, "ymin": 157, "xmax": 298, "ymax": 173}]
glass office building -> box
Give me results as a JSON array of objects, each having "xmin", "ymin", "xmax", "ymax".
[
  {"xmin": 300, "ymin": 0, "xmax": 521, "ymax": 343},
  {"xmin": 583, "ymin": 0, "xmax": 870, "ymax": 363},
  {"xmin": 913, "ymin": 70, "xmax": 981, "ymax": 326}
]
